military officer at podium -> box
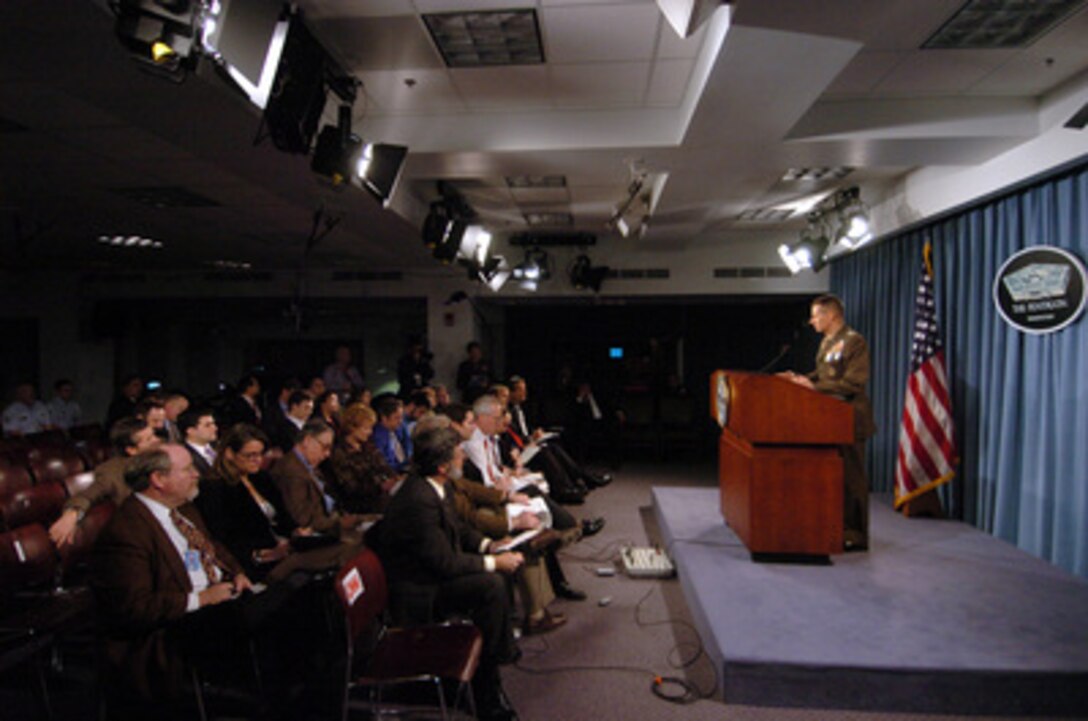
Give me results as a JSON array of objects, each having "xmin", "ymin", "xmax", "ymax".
[{"xmin": 781, "ymin": 294, "xmax": 874, "ymax": 551}]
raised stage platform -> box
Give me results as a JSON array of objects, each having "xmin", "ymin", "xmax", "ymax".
[{"xmin": 652, "ymin": 486, "xmax": 1088, "ymax": 715}]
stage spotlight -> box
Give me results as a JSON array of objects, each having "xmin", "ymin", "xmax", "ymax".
[
  {"xmin": 114, "ymin": 0, "xmax": 200, "ymax": 78},
  {"xmin": 833, "ymin": 187, "xmax": 872, "ymax": 249},
  {"xmin": 355, "ymin": 142, "xmax": 408, "ymax": 207},
  {"xmin": 512, "ymin": 248, "xmax": 550, "ymax": 291},
  {"xmin": 778, "ymin": 213, "xmax": 830, "ymax": 275},
  {"xmin": 478, "ymin": 256, "xmax": 511, "ymax": 292},
  {"xmin": 569, "ymin": 254, "xmax": 609, "ymax": 292},
  {"xmin": 433, "ymin": 218, "xmax": 467, "ymax": 264}
]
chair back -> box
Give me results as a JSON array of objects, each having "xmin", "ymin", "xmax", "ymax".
[
  {"xmin": 29, "ymin": 447, "xmax": 86, "ymax": 485},
  {"xmin": 24, "ymin": 429, "xmax": 69, "ymax": 448},
  {"xmin": 0, "ymin": 481, "xmax": 68, "ymax": 529},
  {"xmin": 0, "ymin": 524, "xmax": 58, "ymax": 590},
  {"xmin": 59, "ymin": 501, "xmax": 115, "ymax": 577},
  {"xmin": 334, "ymin": 548, "xmax": 390, "ymax": 643},
  {"xmin": 68, "ymin": 423, "xmax": 105, "ymax": 443},
  {"xmin": 0, "ymin": 458, "xmax": 34, "ymax": 498}
]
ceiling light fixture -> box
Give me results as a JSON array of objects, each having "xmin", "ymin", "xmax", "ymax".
[
  {"xmin": 777, "ymin": 186, "xmax": 872, "ymax": 274},
  {"xmin": 608, "ymin": 165, "xmax": 668, "ymax": 239},
  {"xmin": 777, "ymin": 214, "xmax": 830, "ymax": 275},
  {"xmin": 511, "ymin": 247, "xmax": 550, "ymax": 291},
  {"xmin": 569, "ymin": 254, "xmax": 610, "ymax": 293}
]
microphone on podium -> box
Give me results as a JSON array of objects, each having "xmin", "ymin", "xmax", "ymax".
[{"xmin": 757, "ymin": 320, "xmax": 807, "ymax": 373}]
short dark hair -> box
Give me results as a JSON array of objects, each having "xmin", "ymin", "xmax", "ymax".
[
  {"xmin": 54, "ymin": 378, "xmax": 74, "ymax": 391},
  {"xmin": 123, "ymin": 448, "xmax": 172, "ymax": 492},
  {"xmin": 466, "ymin": 341, "xmax": 481, "ymax": 353},
  {"xmin": 412, "ymin": 427, "xmax": 461, "ymax": 477},
  {"xmin": 812, "ymin": 294, "xmax": 845, "ymax": 318},
  {"xmin": 374, "ymin": 395, "xmax": 403, "ymax": 420},
  {"xmin": 134, "ymin": 398, "xmax": 164, "ymax": 418},
  {"xmin": 215, "ymin": 424, "xmax": 269, "ymax": 482},
  {"xmin": 109, "ymin": 417, "xmax": 150, "ymax": 453},
  {"xmin": 407, "ymin": 390, "xmax": 431, "ymax": 410},
  {"xmin": 237, "ymin": 374, "xmax": 260, "ymax": 393},
  {"xmin": 443, "ymin": 403, "xmax": 471, "ymax": 424},
  {"xmin": 287, "ymin": 390, "xmax": 313, "ymax": 409},
  {"xmin": 177, "ymin": 407, "xmax": 213, "ymax": 436}
]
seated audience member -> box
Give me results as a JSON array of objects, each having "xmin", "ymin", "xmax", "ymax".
[
  {"xmin": 161, "ymin": 391, "xmax": 190, "ymax": 443},
  {"xmin": 507, "ymin": 375, "xmax": 612, "ymax": 489},
  {"xmin": 49, "ymin": 417, "xmax": 160, "ymax": 547},
  {"xmin": 312, "ymin": 389, "xmax": 341, "ymax": 433},
  {"xmin": 403, "ymin": 389, "xmax": 433, "ymax": 434},
  {"xmin": 431, "ymin": 382, "xmax": 452, "ymax": 410},
  {"xmin": 221, "ymin": 373, "xmax": 263, "ymax": 428},
  {"xmin": 371, "ymin": 394, "xmax": 413, "ymax": 473},
  {"xmin": 306, "ymin": 375, "xmax": 327, "ymax": 400},
  {"xmin": 106, "ymin": 374, "xmax": 143, "ymax": 428},
  {"xmin": 322, "ymin": 345, "xmax": 364, "ymax": 400},
  {"xmin": 265, "ymin": 376, "xmax": 301, "ymax": 430},
  {"xmin": 178, "ymin": 407, "xmax": 218, "ymax": 479},
  {"xmin": 456, "ymin": 399, "xmax": 596, "ymax": 600},
  {"xmin": 325, "ymin": 403, "xmax": 398, "ymax": 514},
  {"xmin": 378, "ymin": 426, "xmax": 523, "ymax": 721},
  {"xmin": 2, "ymin": 381, "xmax": 52, "ymax": 437},
  {"xmin": 345, "ymin": 385, "xmax": 372, "ymax": 408},
  {"xmin": 441, "ymin": 407, "xmax": 566, "ymax": 634},
  {"xmin": 396, "ymin": 337, "xmax": 435, "ymax": 396},
  {"xmin": 92, "ymin": 445, "xmax": 252, "ymax": 716},
  {"xmin": 47, "ymin": 378, "xmax": 83, "ymax": 431},
  {"xmin": 571, "ymin": 378, "xmax": 624, "ymax": 467},
  {"xmin": 135, "ymin": 397, "xmax": 167, "ymax": 440},
  {"xmin": 270, "ymin": 418, "xmax": 364, "ymax": 542},
  {"xmin": 266, "ymin": 390, "xmax": 314, "ymax": 452},
  {"xmin": 197, "ymin": 424, "xmax": 358, "ymax": 583}
]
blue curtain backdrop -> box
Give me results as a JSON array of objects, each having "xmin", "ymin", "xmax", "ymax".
[{"xmin": 831, "ymin": 160, "xmax": 1088, "ymax": 578}]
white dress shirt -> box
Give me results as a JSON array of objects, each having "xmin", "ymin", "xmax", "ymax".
[{"xmin": 135, "ymin": 494, "xmax": 214, "ymax": 612}]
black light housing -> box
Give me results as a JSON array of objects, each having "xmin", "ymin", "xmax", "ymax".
[
  {"xmin": 570, "ymin": 254, "xmax": 609, "ymax": 292},
  {"xmin": 114, "ymin": 0, "xmax": 199, "ymax": 78},
  {"xmin": 357, "ymin": 143, "xmax": 408, "ymax": 207}
]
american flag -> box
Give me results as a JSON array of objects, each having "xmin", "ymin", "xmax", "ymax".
[{"xmin": 894, "ymin": 241, "xmax": 956, "ymax": 509}]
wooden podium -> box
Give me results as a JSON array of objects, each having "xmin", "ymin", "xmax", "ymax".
[{"xmin": 710, "ymin": 370, "xmax": 853, "ymax": 560}]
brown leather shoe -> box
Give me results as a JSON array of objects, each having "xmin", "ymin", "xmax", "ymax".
[{"xmin": 523, "ymin": 610, "xmax": 567, "ymax": 635}]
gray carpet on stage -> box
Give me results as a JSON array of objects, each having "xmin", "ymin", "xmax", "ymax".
[{"xmin": 654, "ymin": 487, "xmax": 1088, "ymax": 716}]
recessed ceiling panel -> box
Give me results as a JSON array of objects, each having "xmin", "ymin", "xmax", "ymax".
[
  {"xmin": 542, "ymin": 3, "xmax": 661, "ymax": 63},
  {"xmin": 451, "ymin": 66, "xmax": 552, "ymax": 109},
  {"xmin": 549, "ymin": 62, "xmax": 651, "ymax": 107}
]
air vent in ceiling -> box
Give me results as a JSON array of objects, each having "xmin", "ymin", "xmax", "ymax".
[
  {"xmin": 203, "ymin": 271, "xmax": 273, "ymax": 282},
  {"xmin": 331, "ymin": 271, "xmax": 404, "ymax": 282},
  {"xmin": 781, "ymin": 167, "xmax": 854, "ymax": 182},
  {"xmin": 524, "ymin": 212, "xmax": 573, "ymax": 227},
  {"xmin": 714, "ymin": 266, "xmax": 793, "ymax": 278},
  {"xmin": 736, "ymin": 208, "xmax": 796, "ymax": 222},
  {"xmin": 923, "ymin": 0, "xmax": 1086, "ymax": 49},
  {"xmin": 506, "ymin": 175, "xmax": 566, "ymax": 189},
  {"xmin": 423, "ymin": 10, "xmax": 544, "ymax": 68},
  {"xmin": 509, "ymin": 232, "xmax": 595, "ymax": 247},
  {"xmin": 110, "ymin": 186, "xmax": 220, "ymax": 208},
  {"xmin": 605, "ymin": 268, "xmax": 670, "ymax": 280}
]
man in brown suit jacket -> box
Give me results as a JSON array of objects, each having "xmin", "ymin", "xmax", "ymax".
[
  {"xmin": 269, "ymin": 418, "xmax": 363, "ymax": 541},
  {"xmin": 49, "ymin": 416, "xmax": 159, "ymax": 547},
  {"xmin": 91, "ymin": 444, "xmax": 252, "ymax": 717}
]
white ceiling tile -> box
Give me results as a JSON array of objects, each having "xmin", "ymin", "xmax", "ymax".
[
  {"xmin": 873, "ymin": 49, "xmax": 1017, "ymax": 96},
  {"xmin": 314, "ymin": 16, "xmax": 443, "ymax": 71},
  {"xmin": 542, "ymin": 3, "xmax": 661, "ymax": 63},
  {"xmin": 414, "ymin": 0, "xmax": 537, "ymax": 13},
  {"xmin": 824, "ymin": 51, "xmax": 909, "ymax": 97},
  {"xmin": 655, "ymin": 15, "xmax": 706, "ymax": 59},
  {"xmin": 549, "ymin": 62, "xmax": 651, "ymax": 108},
  {"xmin": 358, "ymin": 69, "xmax": 466, "ymax": 113},
  {"xmin": 510, "ymin": 187, "xmax": 570, "ymax": 204},
  {"xmin": 646, "ymin": 59, "xmax": 694, "ymax": 107},
  {"xmin": 451, "ymin": 66, "xmax": 553, "ymax": 110}
]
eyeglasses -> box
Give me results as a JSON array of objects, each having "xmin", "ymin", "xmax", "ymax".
[{"xmin": 237, "ymin": 451, "xmax": 264, "ymax": 460}]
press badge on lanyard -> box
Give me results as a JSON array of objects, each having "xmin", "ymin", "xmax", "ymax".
[{"xmin": 184, "ymin": 550, "xmax": 203, "ymax": 573}]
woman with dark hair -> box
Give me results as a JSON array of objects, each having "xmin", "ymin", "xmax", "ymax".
[
  {"xmin": 195, "ymin": 424, "xmax": 354, "ymax": 583},
  {"xmin": 324, "ymin": 403, "xmax": 399, "ymax": 514},
  {"xmin": 312, "ymin": 389, "xmax": 342, "ymax": 433}
]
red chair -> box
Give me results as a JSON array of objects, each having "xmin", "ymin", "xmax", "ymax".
[
  {"xmin": 0, "ymin": 482, "xmax": 67, "ymax": 530},
  {"xmin": 24, "ymin": 429, "xmax": 68, "ymax": 449},
  {"xmin": 0, "ymin": 439, "xmax": 32, "ymax": 467},
  {"xmin": 0, "ymin": 524, "xmax": 58, "ymax": 590},
  {"xmin": 333, "ymin": 548, "xmax": 483, "ymax": 721},
  {"xmin": 0, "ymin": 458, "xmax": 34, "ymax": 498},
  {"xmin": 74, "ymin": 438, "xmax": 111, "ymax": 469},
  {"xmin": 63, "ymin": 471, "xmax": 95, "ymax": 499},
  {"xmin": 68, "ymin": 423, "xmax": 105, "ymax": 443},
  {"xmin": 28, "ymin": 447, "xmax": 86, "ymax": 486},
  {"xmin": 58, "ymin": 502, "xmax": 114, "ymax": 582}
]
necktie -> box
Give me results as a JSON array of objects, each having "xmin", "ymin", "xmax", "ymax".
[
  {"xmin": 483, "ymin": 438, "xmax": 496, "ymax": 485},
  {"xmin": 205, "ymin": 446, "xmax": 217, "ymax": 465},
  {"xmin": 392, "ymin": 434, "xmax": 406, "ymax": 463},
  {"xmin": 169, "ymin": 509, "xmax": 221, "ymax": 582}
]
